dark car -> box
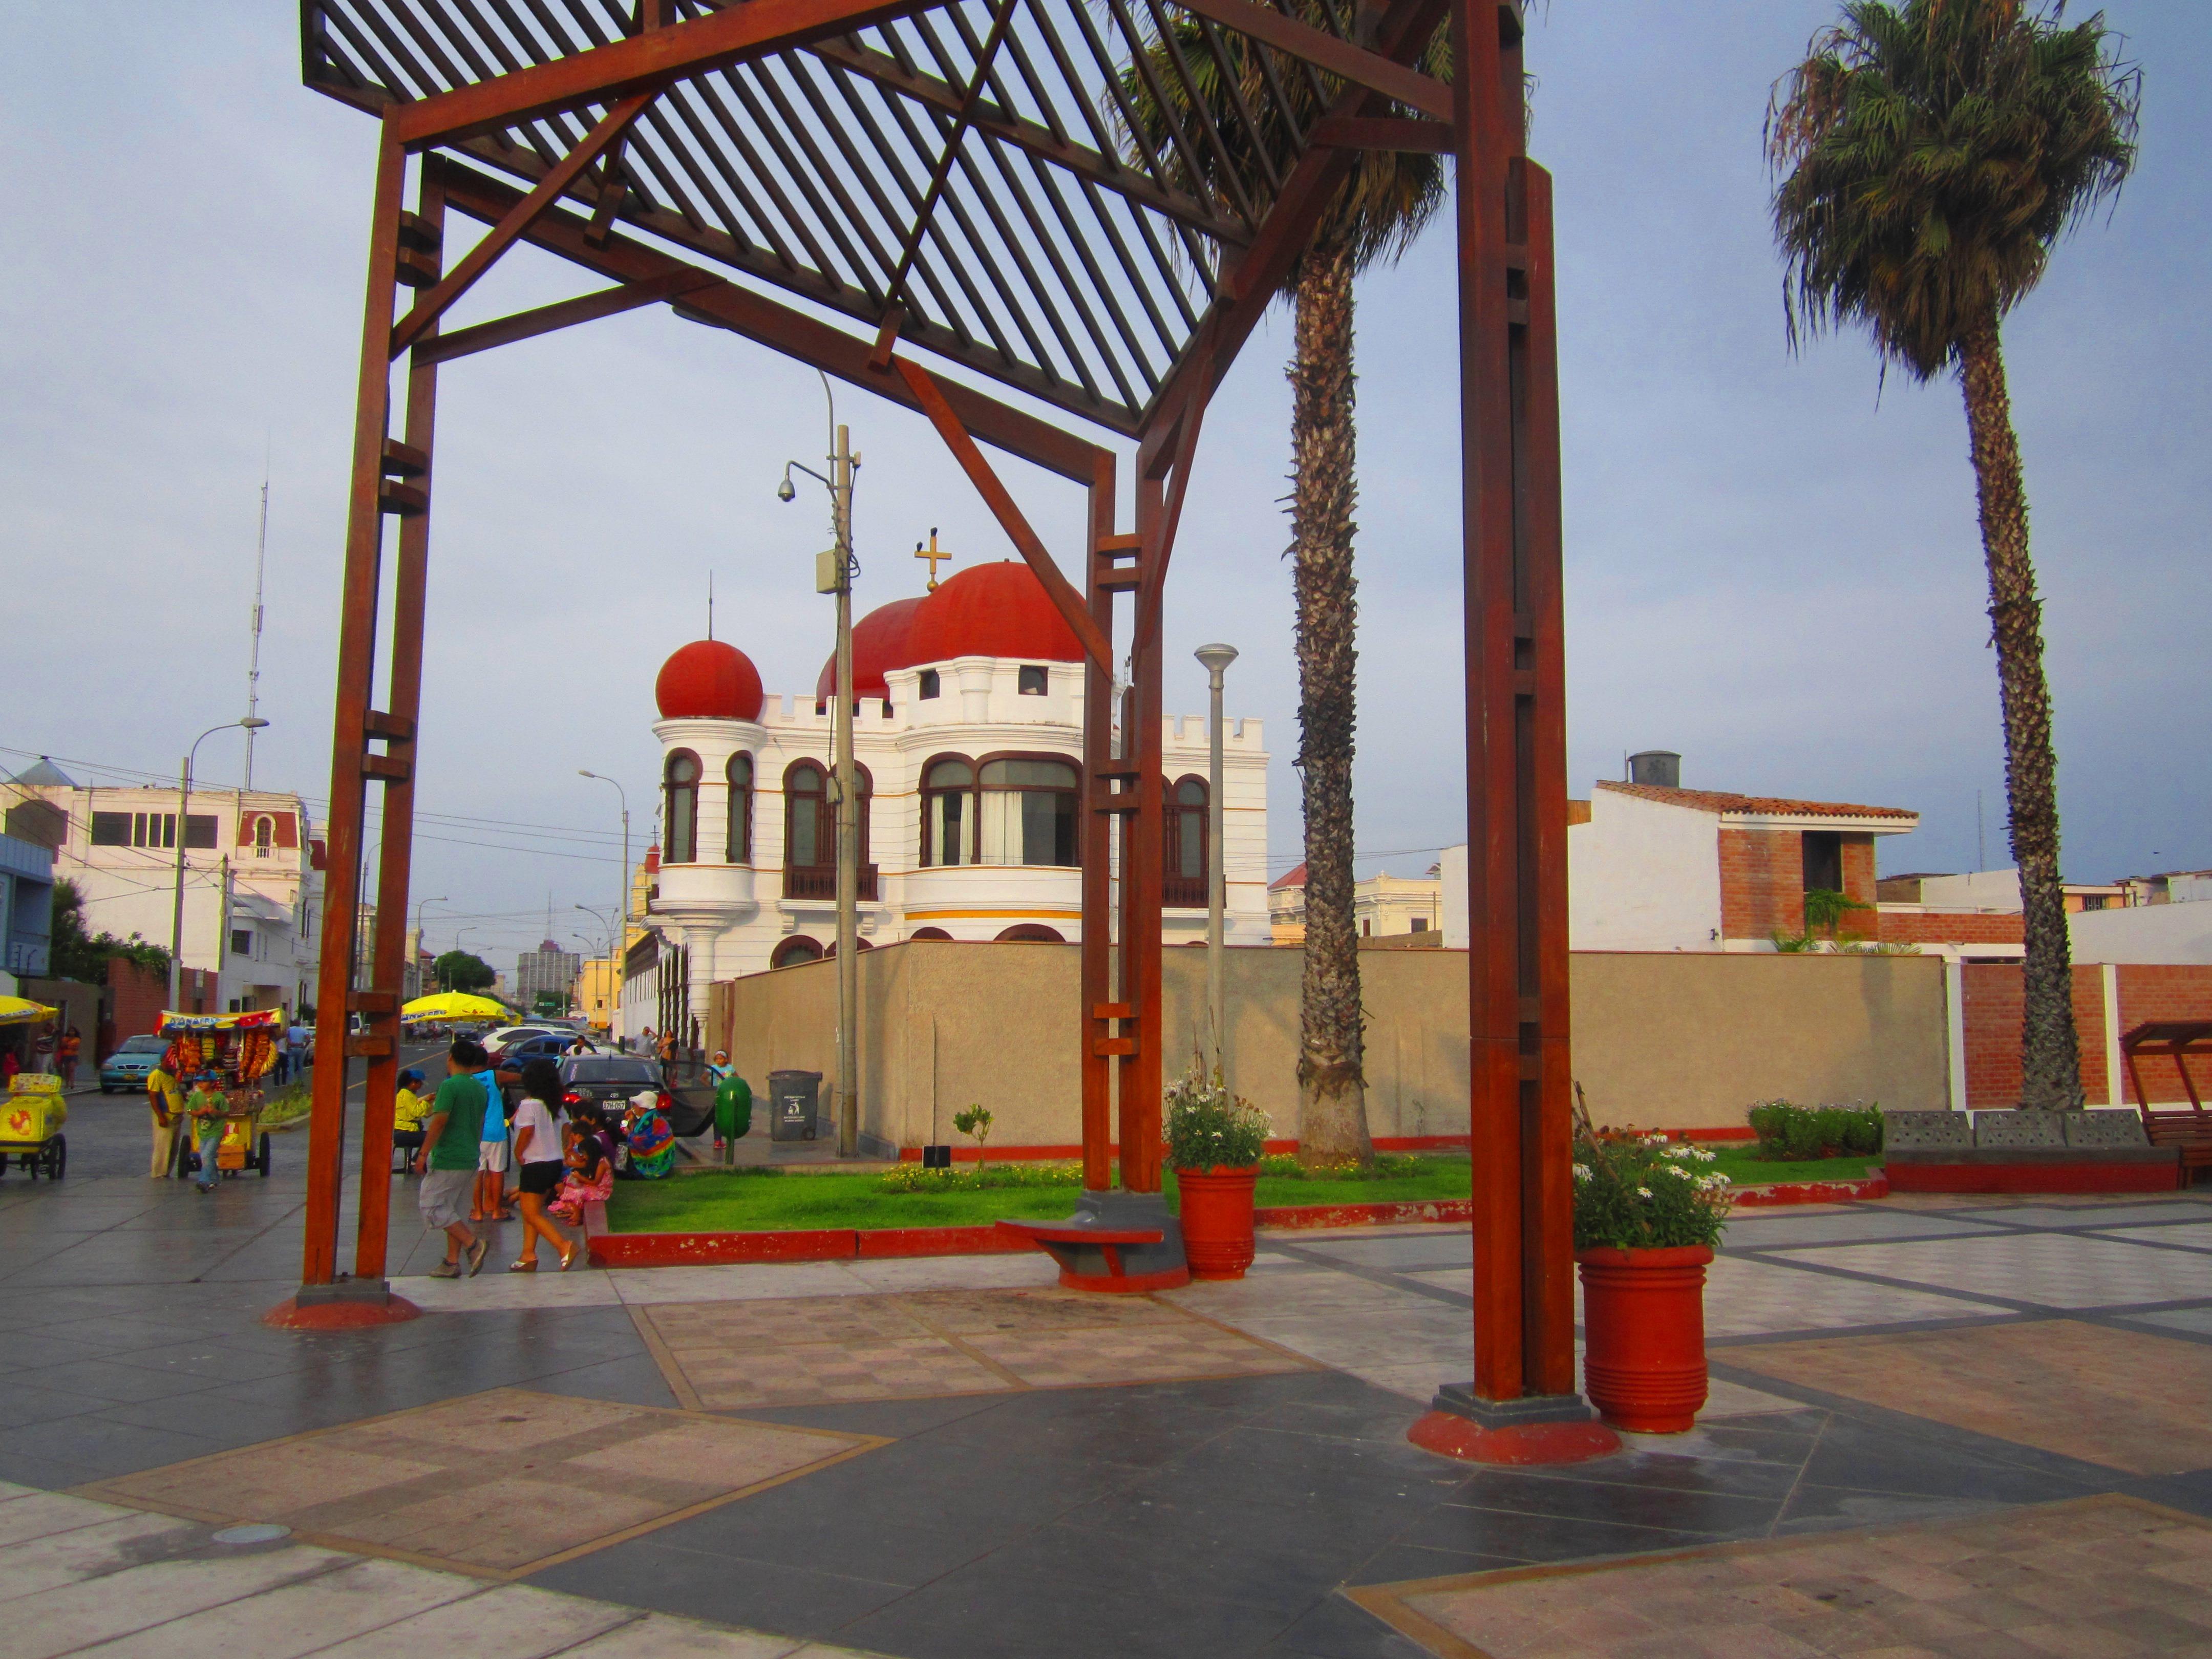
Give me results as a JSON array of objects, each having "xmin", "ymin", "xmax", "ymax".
[
  {"xmin": 495, "ymin": 1033, "xmax": 584, "ymax": 1071},
  {"xmin": 100, "ymin": 1033, "xmax": 168, "ymax": 1093},
  {"xmin": 557, "ymin": 1053, "xmax": 665, "ymax": 1112}
]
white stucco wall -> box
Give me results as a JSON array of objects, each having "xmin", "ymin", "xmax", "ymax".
[
  {"xmin": 1566, "ymin": 790, "xmax": 1721, "ymax": 951},
  {"xmin": 2070, "ymin": 901, "xmax": 2212, "ymax": 965}
]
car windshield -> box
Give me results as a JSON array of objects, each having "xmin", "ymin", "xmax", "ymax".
[
  {"xmin": 567, "ymin": 1059, "xmax": 658, "ymax": 1086},
  {"xmin": 118, "ymin": 1036, "xmax": 167, "ymax": 1054}
]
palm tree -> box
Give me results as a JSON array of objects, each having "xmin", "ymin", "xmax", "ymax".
[
  {"xmin": 1768, "ymin": 0, "xmax": 2137, "ymax": 1110},
  {"xmin": 1119, "ymin": 10, "xmax": 1450, "ymax": 1163}
]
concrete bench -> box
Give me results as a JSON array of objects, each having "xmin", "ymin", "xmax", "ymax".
[{"xmin": 995, "ymin": 1190, "xmax": 1188, "ymax": 1292}]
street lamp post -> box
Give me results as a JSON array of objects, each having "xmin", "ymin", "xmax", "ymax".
[
  {"xmin": 412, "ymin": 896, "xmax": 447, "ymax": 1002},
  {"xmin": 169, "ymin": 718, "xmax": 270, "ymax": 1011},
  {"xmin": 578, "ymin": 769, "xmax": 631, "ymax": 968},
  {"xmin": 1194, "ymin": 646, "xmax": 1238, "ymax": 1068},
  {"xmin": 780, "ymin": 377, "xmax": 862, "ymax": 1157}
]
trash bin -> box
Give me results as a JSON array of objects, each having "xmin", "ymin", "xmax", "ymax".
[{"xmin": 769, "ymin": 1069, "xmax": 821, "ymax": 1142}]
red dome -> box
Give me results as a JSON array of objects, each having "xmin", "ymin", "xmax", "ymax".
[
  {"xmin": 905, "ymin": 561, "xmax": 1082, "ymax": 668},
  {"xmin": 655, "ymin": 639, "xmax": 763, "ymax": 720},
  {"xmin": 816, "ymin": 596, "xmax": 925, "ymax": 704}
]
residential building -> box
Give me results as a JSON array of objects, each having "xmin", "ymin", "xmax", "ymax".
[
  {"xmin": 0, "ymin": 830, "xmax": 57, "ymax": 992},
  {"xmin": 629, "ymin": 560, "xmax": 1270, "ymax": 1040},
  {"xmin": 2116, "ymin": 870, "xmax": 2212, "ymax": 907},
  {"xmin": 1267, "ymin": 866, "xmax": 1443, "ymax": 945},
  {"xmin": 0, "ymin": 760, "xmax": 317, "ymax": 1012},
  {"xmin": 1878, "ymin": 869, "xmax": 2131, "ymax": 913}
]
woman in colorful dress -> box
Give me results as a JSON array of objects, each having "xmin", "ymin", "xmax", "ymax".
[{"xmin": 622, "ymin": 1089, "xmax": 677, "ymax": 1180}]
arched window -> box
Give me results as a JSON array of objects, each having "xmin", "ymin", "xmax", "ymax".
[
  {"xmin": 996, "ymin": 923, "xmax": 1065, "ymax": 943},
  {"xmin": 1017, "ymin": 665, "xmax": 1048, "ymax": 696},
  {"xmin": 664, "ymin": 751, "xmax": 700, "ymax": 864},
  {"xmin": 784, "ymin": 762, "xmax": 826, "ymax": 870},
  {"xmin": 726, "ymin": 753, "xmax": 753, "ymax": 864},
  {"xmin": 979, "ymin": 757, "xmax": 1078, "ymax": 867},
  {"xmin": 772, "ymin": 935, "xmax": 823, "ymax": 969},
  {"xmin": 921, "ymin": 757, "xmax": 974, "ymax": 867},
  {"xmin": 918, "ymin": 669, "xmax": 941, "ymax": 699},
  {"xmin": 909, "ymin": 927, "xmax": 953, "ymax": 941},
  {"xmin": 1164, "ymin": 776, "xmax": 1207, "ymax": 907},
  {"xmin": 253, "ymin": 815, "xmax": 274, "ymax": 859}
]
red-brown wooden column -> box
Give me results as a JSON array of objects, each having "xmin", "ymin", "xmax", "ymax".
[
  {"xmin": 1118, "ymin": 472, "xmax": 1166, "ymax": 1195},
  {"xmin": 295, "ymin": 120, "xmax": 407, "ymax": 1304},
  {"xmin": 1439, "ymin": 0, "xmax": 1582, "ymax": 1424},
  {"xmin": 353, "ymin": 159, "xmax": 445, "ymax": 1284},
  {"xmin": 1080, "ymin": 451, "xmax": 1123, "ymax": 1193}
]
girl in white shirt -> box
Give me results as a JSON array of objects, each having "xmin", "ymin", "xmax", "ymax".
[{"xmin": 507, "ymin": 1058, "xmax": 579, "ymax": 1271}]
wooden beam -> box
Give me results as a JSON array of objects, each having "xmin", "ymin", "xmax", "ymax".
[
  {"xmin": 892, "ymin": 354, "xmax": 1115, "ymax": 675},
  {"xmin": 1171, "ymin": 0, "xmax": 1453, "ymax": 119},
  {"xmin": 390, "ymin": 94, "xmax": 651, "ymax": 358},
  {"xmin": 413, "ymin": 271, "xmax": 715, "ymax": 365},
  {"xmin": 389, "ymin": 0, "xmax": 938, "ymax": 147}
]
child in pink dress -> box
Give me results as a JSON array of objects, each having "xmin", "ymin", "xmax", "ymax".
[{"xmin": 549, "ymin": 1103, "xmax": 615, "ymax": 1227}]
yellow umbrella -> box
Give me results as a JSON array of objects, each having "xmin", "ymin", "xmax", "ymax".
[
  {"xmin": 0, "ymin": 996, "xmax": 56, "ymax": 1027},
  {"xmin": 401, "ymin": 991, "xmax": 510, "ymax": 1023}
]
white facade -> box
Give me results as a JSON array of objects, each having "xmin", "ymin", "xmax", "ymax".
[
  {"xmin": 0, "ymin": 774, "xmax": 317, "ymax": 1011},
  {"xmin": 1565, "ymin": 789, "xmax": 1724, "ymax": 952},
  {"xmin": 644, "ymin": 656, "xmax": 1269, "ymax": 1032}
]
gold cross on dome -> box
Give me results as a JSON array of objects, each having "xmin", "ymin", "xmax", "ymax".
[{"xmin": 915, "ymin": 526, "xmax": 953, "ymax": 591}]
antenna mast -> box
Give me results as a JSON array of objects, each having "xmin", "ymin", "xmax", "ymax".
[{"xmin": 244, "ymin": 469, "xmax": 269, "ymax": 790}]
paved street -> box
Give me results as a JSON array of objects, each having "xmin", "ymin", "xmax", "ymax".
[{"xmin": 2, "ymin": 1095, "xmax": 2209, "ymax": 1656}]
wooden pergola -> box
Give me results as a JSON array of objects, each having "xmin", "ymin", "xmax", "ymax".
[{"xmin": 291, "ymin": 0, "xmax": 1580, "ymax": 1432}]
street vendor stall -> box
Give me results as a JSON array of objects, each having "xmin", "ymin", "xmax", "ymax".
[
  {"xmin": 0, "ymin": 997, "xmax": 65, "ymax": 1179},
  {"xmin": 161, "ymin": 1008, "xmax": 284, "ymax": 1180}
]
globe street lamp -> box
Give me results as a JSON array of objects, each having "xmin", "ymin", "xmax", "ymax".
[
  {"xmin": 1194, "ymin": 644, "xmax": 1239, "ymax": 1067},
  {"xmin": 169, "ymin": 717, "xmax": 271, "ymax": 1011}
]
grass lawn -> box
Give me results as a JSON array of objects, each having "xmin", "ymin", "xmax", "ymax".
[
  {"xmin": 604, "ymin": 1156, "xmax": 1474, "ymax": 1234},
  {"xmin": 1708, "ymin": 1146, "xmax": 1877, "ymax": 1186}
]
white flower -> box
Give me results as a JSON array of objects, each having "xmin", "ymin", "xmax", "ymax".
[
  {"xmin": 1572, "ymin": 1163, "xmax": 1592, "ymax": 1182},
  {"xmin": 1636, "ymin": 1185, "xmax": 1653, "ymax": 1199},
  {"xmin": 1692, "ymin": 1146, "xmax": 1716, "ymax": 1163},
  {"xmin": 1662, "ymin": 1164, "xmax": 1694, "ymax": 1180}
]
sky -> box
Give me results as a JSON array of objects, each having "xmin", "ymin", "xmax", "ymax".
[{"xmin": 5, "ymin": 2, "xmax": 2206, "ymax": 973}]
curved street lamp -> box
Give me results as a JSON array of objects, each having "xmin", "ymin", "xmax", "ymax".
[{"xmin": 169, "ymin": 717, "xmax": 271, "ymax": 1010}]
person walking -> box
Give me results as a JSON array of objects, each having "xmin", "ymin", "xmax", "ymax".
[
  {"xmin": 56, "ymin": 1028, "xmax": 81, "ymax": 1089},
  {"xmin": 506, "ymin": 1059, "xmax": 578, "ymax": 1271},
  {"xmin": 146, "ymin": 1047, "xmax": 185, "ymax": 1178},
  {"xmin": 284, "ymin": 1017, "xmax": 309, "ymax": 1084},
  {"xmin": 186, "ymin": 1074, "xmax": 229, "ymax": 1193},
  {"xmin": 473, "ymin": 1051, "xmax": 512, "ymax": 1224},
  {"xmin": 415, "ymin": 1040, "xmax": 490, "ymax": 1278}
]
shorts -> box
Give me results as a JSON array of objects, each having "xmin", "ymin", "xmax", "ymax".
[
  {"xmin": 517, "ymin": 1159, "xmax": 563, "ymax": 1197},
  {"xmin": 478, "ymin": 1139, "xmax": 510, "ymax": 1173},
  {"xmin": 419, "ymin": 1168, "xmax": 474, "ymax": 1230}
]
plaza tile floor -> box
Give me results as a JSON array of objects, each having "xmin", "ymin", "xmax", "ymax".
[{"xmin": 4, "ymin": 1091, "xmax": 2210, "ymax": 1657}]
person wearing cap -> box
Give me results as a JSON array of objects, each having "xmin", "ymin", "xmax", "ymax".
[
  {"xmin": 392, "ymin": 1068, "xmax": 431, "ymax": 1174},
  {"xmin": 623, "ymin": 1088, "xmax": 677, "ymax": 1179},
  {"xmin": 416, "ymin": 1039, "xmax": 490, "ymax": 1278}
]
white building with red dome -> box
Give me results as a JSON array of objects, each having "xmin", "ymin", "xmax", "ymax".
[{"xmin": 639, "ymin": 561, "xmax": 1270, "ymax": 1034}]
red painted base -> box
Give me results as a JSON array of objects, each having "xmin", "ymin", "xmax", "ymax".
[
  {"xmin": 1056, "ymin": 1264, "xmax": 1190, "ymax": 1293},
  {"xmin": 1886, "ymin": 1160, "xmax": 2178, "ymax": 1194},
  {"xmin": 1407, "ymin": 1411, "xmax": 1621, "ymax": 1466},
  {"xmin": 262, "ymin": 1294, "xmax": 423, "ymax": 1330},
  {"xmin": 1732, "ymin": 1174, "xmax": 1889, "ymax": 1207}
]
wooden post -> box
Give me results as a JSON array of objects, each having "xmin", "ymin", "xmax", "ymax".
[{"xmin": 1080, "ymin": 450, "xmax": 1119, "ymax": 1194}]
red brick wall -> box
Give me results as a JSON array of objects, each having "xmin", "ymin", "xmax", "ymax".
[
  {"xmin": 1719, "ymin": 827, "xmax": 1802, "ymax": 941},
  {"xmin": 2115, "ymin": 965, "xmax": 2212, "ymax": 1103},
  {"xmin": 1961, "ymin": 964, "xmax": 2108, "ymax": 1108},
  {"xmin": 1880, "ymin": 910, "xmax": 2027, "ymax": 947},
  {"xmin": 1840, "ymin": 835, "xmax": 1878, "ymax": 908},
  {"xmin": 107, "ymin": 959, "xmax": 216, "ymax": 1042}
]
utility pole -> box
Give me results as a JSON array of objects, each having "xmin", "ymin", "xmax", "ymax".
[
  {"xmin": 214, "ymin": 855, "xmax": 233, "ymax": 1013},
  {"xmin": 171, "ymin": 719, "xmax": 267, "ymax": 1011},
  {"xmin": 1195, "ymin": 645, "xmax": 1238, "ymax": 1068},
  {"xmin": 830, "ymin": 421, "xmax": 860, "ymax": 1157}
]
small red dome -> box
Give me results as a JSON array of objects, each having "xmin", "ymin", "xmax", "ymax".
[
  {"xmin": 816, "ymin": 596, "xmax": 925, "ymax": 704},
  {"xmin": 905, "ymin": 561, "xmax": 1082, "ymax": 668},
  {"xmin": 655, "ymin": 640, "xmax": 763, "ymax": 720}
]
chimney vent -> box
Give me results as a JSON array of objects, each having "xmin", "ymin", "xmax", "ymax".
[{"xmin": 1628, "ymin": 750, "xmax": 1681, "ymax": 789}]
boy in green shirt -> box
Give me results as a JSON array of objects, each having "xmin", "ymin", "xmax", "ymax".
[{"xmin": 415, "ymin": 1039, "xmax": 491, "ymax": 1277}]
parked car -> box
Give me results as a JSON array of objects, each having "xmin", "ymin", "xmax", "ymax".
[
  {"xmin": 483, "ymin": 1025, "xmax": 560, "ymax": 1056},
  {"xmin": 99, "ymin": 1034, "xmax": 168, "ymax": 1094},
  {"xmin": 495, "ymin": 1033, "xmax": 583, "ymax": 1071},
  {"xmin": 557, "ymin": 1053, "xmax": 665, "ymax": 1113}
]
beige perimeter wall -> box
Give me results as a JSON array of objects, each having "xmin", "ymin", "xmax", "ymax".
[{"xmin": 707, "ymin": 943, "xmax": 1950, "ymax": 1147}]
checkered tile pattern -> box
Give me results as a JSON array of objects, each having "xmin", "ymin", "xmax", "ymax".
[
  {"xmin": 640, "ymin": 1288, "xmax": 1309, "ymax": 1410},
  {"xmin": 1784, "ymin": 1231, "xmax": 2212, "ymax": 1309},
  {"xmin": 77, "ymin": 1388, "xmax": 871, "ymax": 1576},
  {"xmin": 1369, "ymin": 1495, "xmax": 2212, "ymax": 1658}
]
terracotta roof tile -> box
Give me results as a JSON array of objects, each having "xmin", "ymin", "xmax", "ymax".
[
  {"xmin": 1268, "ymin": 862, "xmax": 1308, "ymax": 891},
  {"xmin": 1596, "ymin": 781, "xmax": 1916, "ymax": 820}
]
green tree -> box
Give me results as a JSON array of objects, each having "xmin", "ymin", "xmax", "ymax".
[
  {"xmin": 48, "ymin": 878, "xmax": 170, "ymax": 985},
  {"xmin": 433, "ymin": 950, "xmax": 496, "ymax": 993},
  {"xmin": 1119, "ymin": 8, "xmax": 1450, "ymax": 1164},
  {"xmin": 1768, "ymin": 0, "xmax": 2137, "ymax": 1110}
]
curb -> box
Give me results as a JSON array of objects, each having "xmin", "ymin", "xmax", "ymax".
[{"xmin": 1731, "ymin": 1172, "xmax": 1889, "ymax": 1206}]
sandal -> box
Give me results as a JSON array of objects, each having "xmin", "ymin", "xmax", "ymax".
[
  {"xmin": 465, "ymin": 1237, "xmax": 490, "ymax": 1277},
  {"xmin": 558, "ymin": 1244, "xmax": 580, "ymax": 1272},
  {"xmin": 508, "ymin": 1258, "xmax": 538, "ymax": 1272}
]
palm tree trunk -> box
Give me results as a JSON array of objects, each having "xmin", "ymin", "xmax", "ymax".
[
  {"xmin": 1959, "ymin": 316, "xmax": 2082, "ymax": 1112},
  {"xmin": 1290, "ymin": 237, "xmax": 1373, "ymax": 1165}
]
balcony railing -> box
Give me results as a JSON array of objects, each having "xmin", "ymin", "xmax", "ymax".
[
  {"xmin": 785, "ymin": 863, "xmax": 878, "ymax": 902},
  {"xmin": 1164, "ymin": 873, "xmax": 1207, "ymax": 909}
]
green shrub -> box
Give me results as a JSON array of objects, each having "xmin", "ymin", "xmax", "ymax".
[
  {"xmin": 876, "ymin": 1162, "xmax": 1081, "ymax": 1194},
  {"xmin": 1163, "ymin": 1059, "xmax": 1270, "ymax": 1171},
  {"xmin": 1572, "ymin": 1132, "xmax": 1733, "ymax": 1251},
  {"xmin": 1747, "ymin": 1099, "xmax": 1883, "ymax": 1160}
]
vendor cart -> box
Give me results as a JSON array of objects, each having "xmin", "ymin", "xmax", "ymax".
[
  {"xmin": 0, "ymin": 1072, "xmax": 67, "ymax": 1180},
  {"xmin": 160, "ymin": 1009, "xmax": 284, "ymax": 1180}
]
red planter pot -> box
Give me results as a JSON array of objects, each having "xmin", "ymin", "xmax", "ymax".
[
  {"xmin": 1176, "ymin": 1166, "xmax": 1258, "ymax": 1280},
  {"xmin": 1575, "ymin": 1244, "xmax": 1712, "ymax": 1434}
]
